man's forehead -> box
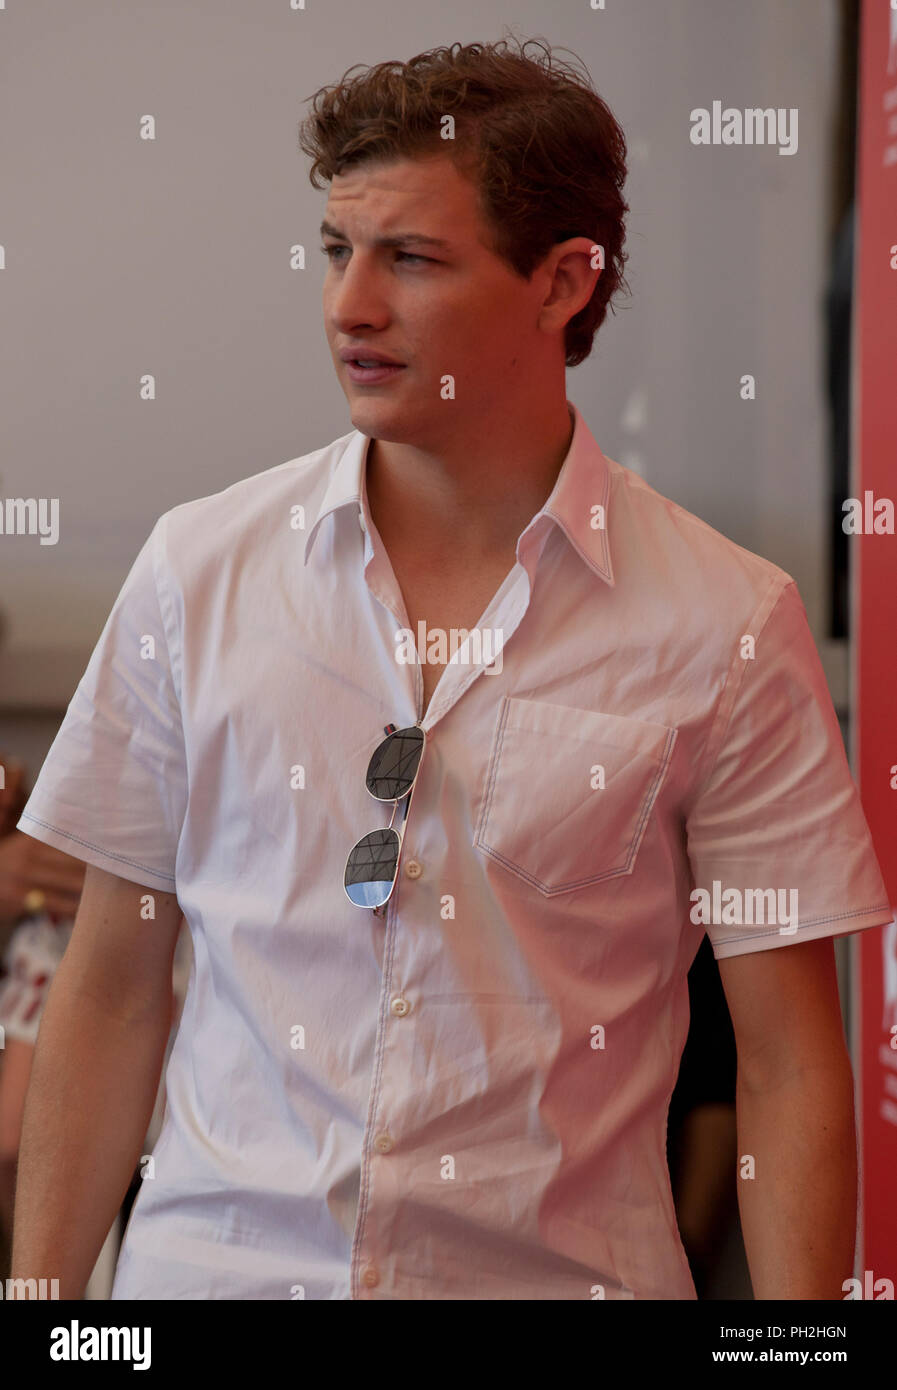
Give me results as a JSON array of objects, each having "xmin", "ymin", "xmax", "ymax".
[
  {"xmin": 323, "ymin": 156, "xmax": 481, "ymax": 243},
  {"xmin": 330, "ymin": 153, "xmax": 456, "ymax": 190},
  {"xmin": 326, "ymin": 154, "xmax": 478, "ymax": 216}
]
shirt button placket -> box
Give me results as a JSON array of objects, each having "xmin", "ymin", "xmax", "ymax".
[{"xmin": 358, "ymin": 854, "xmax": 420, "ymax": 1295}]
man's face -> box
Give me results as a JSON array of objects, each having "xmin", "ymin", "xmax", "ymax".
[{"xmin": 321, "ymin": 153, "xmax": 556, "ymax": 445}]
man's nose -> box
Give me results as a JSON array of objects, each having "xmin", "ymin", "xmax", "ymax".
[{"xmin": 328, "ymin": 254, "xmax": 390, "ymax": 330}]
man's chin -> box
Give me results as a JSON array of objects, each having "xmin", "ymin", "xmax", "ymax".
[{"xmin": 345, "ymin": 394, "xmax": 418, "ymax": 442}]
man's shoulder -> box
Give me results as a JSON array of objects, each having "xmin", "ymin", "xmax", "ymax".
[
  {"xmin": 149, "ymin": 428, "xmax": 356, "ymax": 570},
  {"xmin": 605, "ymin": 454, "xmax": 795, "ymax": 619},
  {"xmin": 164, "ymin": 429, "xmax": 353, "ymax": 529}
]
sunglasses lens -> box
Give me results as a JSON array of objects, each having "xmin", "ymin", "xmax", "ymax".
[
  {"xmin": 366, "ymin": 726, "xmax": 425, "ymax": 800},
  {"xmin": 344, "ymin": 827, "xmax": 401, "ymax": 907}
]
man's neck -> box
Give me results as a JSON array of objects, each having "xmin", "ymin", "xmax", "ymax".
[{"xmin": 364, "ymin": 399, "xmax": 575, "ymax": 557}]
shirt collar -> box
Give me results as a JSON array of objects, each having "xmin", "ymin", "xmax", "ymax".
[{"xmin": 303, "ymin": 400, "xmax": 615, "ymax": 587}]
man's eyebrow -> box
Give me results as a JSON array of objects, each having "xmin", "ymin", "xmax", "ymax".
[{"xmin": 319, "ymin": 220, "xmax": 453, "ymax": 251}]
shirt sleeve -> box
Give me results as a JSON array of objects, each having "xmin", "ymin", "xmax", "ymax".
[
  {"xmin": 16, "ymin": 515, "xmax": 187, "ymax": 894},
  {"xmin": 686, "ymin": 578, "xmax": 893, "ymax": 960}
]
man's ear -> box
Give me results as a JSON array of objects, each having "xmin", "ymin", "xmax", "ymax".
[{"xmin": 539, "ymin": 236, "xmax": 602, "ymax": 334}]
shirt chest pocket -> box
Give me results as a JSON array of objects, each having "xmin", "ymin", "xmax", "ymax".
[{"xmin": 473, "ymin": 696, "xmax": 678, "ymax": 896}]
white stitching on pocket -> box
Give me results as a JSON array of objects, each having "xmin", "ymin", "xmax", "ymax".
[{"xmin": 473, "ymin": 696, "xmax": 678, "ymax": 896}]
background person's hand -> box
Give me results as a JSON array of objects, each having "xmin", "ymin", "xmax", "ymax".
[
  {"xmin": 0, "ymin": 831, "xmax": 86, "ymax": 922},
  {"xmin": 0, "ymin": 756, "xmax": 28, "ymax": 838}
]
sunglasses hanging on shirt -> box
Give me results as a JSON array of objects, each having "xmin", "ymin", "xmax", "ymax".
[{"xmin": 344, "ymin": 723, "xmax": 426, "ymax": 910}]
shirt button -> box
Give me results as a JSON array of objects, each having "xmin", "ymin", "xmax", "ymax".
[
  {"xmin": 404, "ymin": 859, "xmax": 422, "ymax": 879},
  {"xmin": 361, "ymin": 1267, "xmax": 379, "ymax": 1288},
  {"xmin": 373, "ymin": 1133, "xmax": 394, "ymax": 1154},
  {"xmin": 391, "ymin": 997, "xmax": 411, "ymax": 1017}
]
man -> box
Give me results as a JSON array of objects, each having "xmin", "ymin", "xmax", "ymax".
[{"xmin": 11, "ymin": 38, "xmax": 892, "ymax": 1300}]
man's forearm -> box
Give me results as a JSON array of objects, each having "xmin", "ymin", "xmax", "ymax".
[
  {"xmin": 735, "ymin": 1057, "xmax": 858, "ymax": 1300},
  {"xmin": 11, "ymin": 953, "xmax": 173, "ymax": 1299}
]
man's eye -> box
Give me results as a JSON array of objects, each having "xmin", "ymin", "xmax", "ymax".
[{"xmin": 319, "ymin": 246, "xmax": 431, "ymax": 265}]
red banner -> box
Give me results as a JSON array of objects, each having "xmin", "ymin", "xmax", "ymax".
[{"xmin": 854, "ymin": 0, "xmax": 897, "ymax": 1296}]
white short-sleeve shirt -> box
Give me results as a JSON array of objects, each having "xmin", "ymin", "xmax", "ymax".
[{"xmin": 18, "ymin": 400, "xmax": 892, "ymax": 1300}]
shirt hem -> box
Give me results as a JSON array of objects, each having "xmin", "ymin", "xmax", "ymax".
[
  {"xmin": 15, "ymin": 812, "xmax": 177, "ymax": 894},
  {"xmin": 710, "ymin": 905, "xmax": 893, "ymax": 959}
]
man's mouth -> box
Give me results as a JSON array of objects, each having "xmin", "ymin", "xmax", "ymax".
[{"xmin": 344, "ymin": 359, "xmax": 407, "ymax": 383}]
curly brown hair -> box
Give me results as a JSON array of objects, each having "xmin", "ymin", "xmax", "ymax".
[{"xmin": 298, "ymin": 37, "xmax": 630, "ymax": 367}]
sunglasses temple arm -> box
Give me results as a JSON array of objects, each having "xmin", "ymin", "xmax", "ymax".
[{"xmin": 393, "ymin": 769, "xmax": 418, "ymax": 860}]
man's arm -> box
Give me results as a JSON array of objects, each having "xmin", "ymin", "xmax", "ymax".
[
  {"xmin": 717, "ymin": 934, "xmax": 858, "ymax": 1300},
  {"xmin": 10, "ymin": 862, "xmax": 183, "ymax": 1298}
]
